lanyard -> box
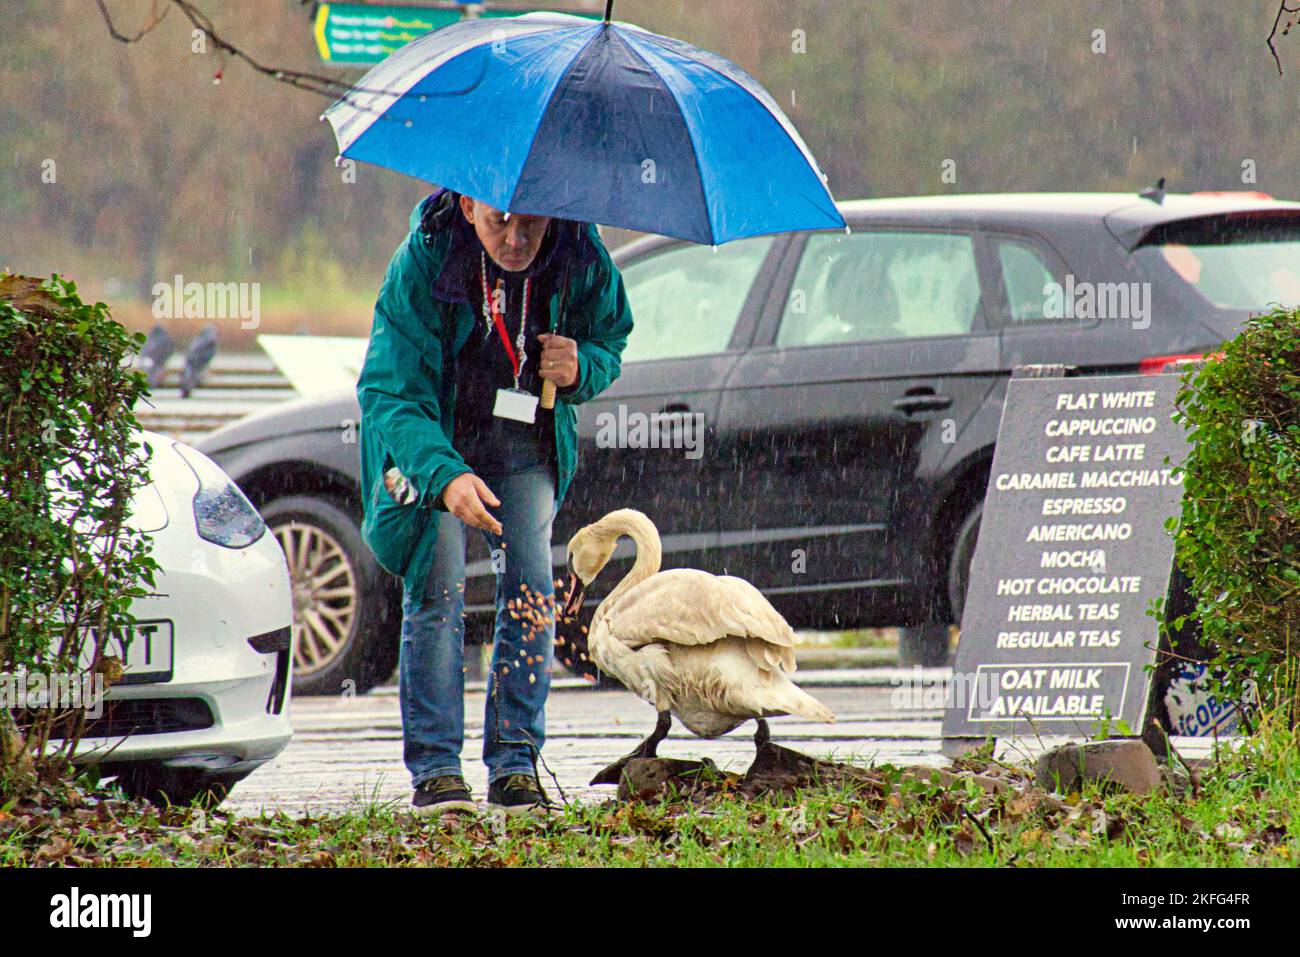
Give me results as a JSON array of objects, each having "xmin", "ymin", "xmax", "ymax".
[{"xmin": 479, "ymin": 250, "xmax": 530, "ymax": 388}]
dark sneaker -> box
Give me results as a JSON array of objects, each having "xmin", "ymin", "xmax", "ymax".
[
  {"xmin": 412, "ymin": 775, "xmax": 476, "ymax": 816},
  {"xmin": 487, "ymin": 773, "xmax": 553, "ymax": 814}
]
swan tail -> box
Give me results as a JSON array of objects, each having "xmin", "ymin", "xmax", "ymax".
[
  {"xmin": 792, "ymin": 691, "xmax": 836, "ymax": 724},
  {"xmin": 767, "ymin": 681, "xmax": 836, "ymax": 724}
]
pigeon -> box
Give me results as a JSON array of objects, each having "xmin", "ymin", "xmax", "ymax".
[
  {"xmin": 138, "ymin": 324, "xmax": 174, "ymax": 389},
  {"xmin": 180, "ymin": 323, "xmax": 218, "ymax": 398}
]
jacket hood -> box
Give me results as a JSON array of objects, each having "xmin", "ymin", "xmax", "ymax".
[{"xmin": 417, "ymin": 188, "xmax": 600, "ymax": 305}]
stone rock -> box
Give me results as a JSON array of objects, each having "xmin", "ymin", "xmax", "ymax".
[{"xmin": 1035, "ymin": 740, "xmax": 1162, "ymax": 795}]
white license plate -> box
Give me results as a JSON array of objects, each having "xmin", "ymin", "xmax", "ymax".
[
  {"xmin": 80, "ymin": 620, "xmax": 175, "ymax": 685},
  {"xmin": 1165, "ymin": 661, "xmax": 1238, "ymax": 737}
]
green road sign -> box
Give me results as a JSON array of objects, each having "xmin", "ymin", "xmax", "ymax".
[
  {"xmin": 314, "ymin": 3, "xmax": 599, "ymax": 65},
  {"xmin": 314, "ymin": 4, "xmax": 459, "ymax": 64}
]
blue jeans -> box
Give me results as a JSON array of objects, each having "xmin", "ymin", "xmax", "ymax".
[{"xmin": 399, "ymin": 463, "xmax": 557, "ymax": 787}]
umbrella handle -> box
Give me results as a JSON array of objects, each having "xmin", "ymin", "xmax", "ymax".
[{"xmin": 540, "ymin": 379, "xmax": 557, "ymax": 410}]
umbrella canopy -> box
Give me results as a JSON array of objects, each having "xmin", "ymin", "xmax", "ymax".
[{"xmin": 322, "ymin": 12, "xmax": 845, "ymax": 245}]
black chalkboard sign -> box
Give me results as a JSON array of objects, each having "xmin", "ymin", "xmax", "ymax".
[{"xmin": 942, "ymin": 371, "xmax": 1187, "ymax": 743}]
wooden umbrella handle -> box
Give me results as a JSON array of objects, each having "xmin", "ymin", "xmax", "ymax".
[{"xmin": 544, "ymin": 253, "xmax": 573, "ymax": 412}]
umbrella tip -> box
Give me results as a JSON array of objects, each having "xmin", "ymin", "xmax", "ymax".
[{"xmin": 603, "ymin": 0, "xmax": 613, "ymax": 22}]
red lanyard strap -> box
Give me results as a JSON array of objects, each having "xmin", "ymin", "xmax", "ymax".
[{"xmin": 479, "ymin": 251, "xmax": 530, "ymax": 384}]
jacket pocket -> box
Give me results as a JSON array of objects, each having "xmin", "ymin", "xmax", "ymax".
[{"xmin": 361, "ymin": 468, "xmax": 432, "ymax": 578}]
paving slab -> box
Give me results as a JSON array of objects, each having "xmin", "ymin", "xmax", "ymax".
[
  {"xmin": 225, "ymin": 677, "xmax": 945, "ymax": 816},
  {"xmin": 223, "ymin": 667, "xmax": 1228, "ymax": 816}
]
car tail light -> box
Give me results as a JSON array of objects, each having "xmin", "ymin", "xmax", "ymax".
[
  {"xmin": 1138, "ymin": 352, "xmax": 1221, "ymax": 374},
  {"xmin": 1189, "ymin": 190, "xmax": 1274, "ymax": 200}
]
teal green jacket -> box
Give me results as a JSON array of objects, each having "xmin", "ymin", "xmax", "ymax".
[{"xmin": 357, "ymin": 197, "xmax": 633, "ymax": 602}]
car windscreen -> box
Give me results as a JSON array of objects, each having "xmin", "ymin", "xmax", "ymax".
[{"xmin": 1131, "ymin": 213, "xmax": 1300, "ymax": 312}]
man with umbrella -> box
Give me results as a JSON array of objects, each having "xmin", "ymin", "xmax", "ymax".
[
  {"xmin": 356, "ymin": 189, "xmax": 632, "ymax": 814},
  {"xmin": 326, "ymin": 7, "xmax": 842, "ymax": 816}
]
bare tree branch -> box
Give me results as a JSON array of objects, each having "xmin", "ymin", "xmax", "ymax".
[
  {"xmin": 94, "ymin": 0, "xmax": 380, "ymax": 103},
  {"xmin": 94, "ymin": 0, "xmax": 169, "ymax": 43},
  {"xmin": 1267, "ymin": 0, "xmax": 1300, "ymax": 75}
]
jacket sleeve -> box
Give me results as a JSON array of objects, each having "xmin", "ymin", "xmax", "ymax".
[
  {"xmin": 556, "ymin": 234, "xmax": 634, "ymax": 406},
  {"xmin": 357, "ymin": 223, "xmax": 472, "ymax": 508}
]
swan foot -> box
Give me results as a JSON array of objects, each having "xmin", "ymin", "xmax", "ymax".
[
  {"xmin": 743, "ymin": 717, "xmax": 828, "ymax": 787},
  {"xmin": 590, "ymin": 710, "xmax": 672, "ymax": 786}
]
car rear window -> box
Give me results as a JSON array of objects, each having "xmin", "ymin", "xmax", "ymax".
[
  {"xmin": 1132, "ymin": 215, "xmax": 1300, "ymax": 312},
  {"xmin": 995, "ymin": 238, "xmax": 1063, "ymax": 325}
]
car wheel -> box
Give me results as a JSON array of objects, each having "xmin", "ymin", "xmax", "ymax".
[
  {"xmin": 112, "ymin": 763, "xmax": 247, "ymax": 809},
  {"xmin": 897, "ymin": 623, "xmax": 952, "ymax": 667},
  {"xmin": 261, "ymin": 494, "xmax": 399, "ymax": 696},
  {"xmin": 947, "ymin": 501, "xmax": 983, "ymax": 626}
]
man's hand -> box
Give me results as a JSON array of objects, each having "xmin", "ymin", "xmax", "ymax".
[
  {"xmin": 440, "ymin": 473, "xmax": 502, "ymax": 535},
  {"xmin": 537, "ymin": 333, "xmax": 579, "ymax": 389}
]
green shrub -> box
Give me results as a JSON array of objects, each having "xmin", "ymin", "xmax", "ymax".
[
  {"xmin": 0, "ymin": 273, "xmax": 157, "ymax": 794},
  {"xmin": 1171, "ymin": 305, "xmax": 1300, "ymax": 724}
]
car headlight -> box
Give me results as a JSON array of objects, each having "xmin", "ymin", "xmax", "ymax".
[{"xmin": 172, "ymin": 442, "xmax": 266, "ymax": 549}]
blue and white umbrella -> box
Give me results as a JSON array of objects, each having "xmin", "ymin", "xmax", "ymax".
[{"xmin": 322, "ymin": 10, "xmax": 845, "ymax": 245}]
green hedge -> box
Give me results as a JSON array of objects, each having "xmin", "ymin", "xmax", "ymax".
[
  {"xmin": 1172, "ymin": 305, "xmax": 1300, "ymax": 723},
  {"xmin": 0, "ymin": 274, "xmax": 156, "ymax": 793}
]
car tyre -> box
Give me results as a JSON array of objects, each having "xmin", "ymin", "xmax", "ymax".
[
  {"xmin": 261, "ymin": 494, "xmax": 400, "ymax": 696},
  {"xmin": 946, "ymin": 501, "xmax": 983, "ymax": 629},
  {"xmin": 897, "ymin": 623, "xmax": 952, "ymax": 667}
]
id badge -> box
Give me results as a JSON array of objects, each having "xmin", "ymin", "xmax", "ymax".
[{"xmin": 493, "ymin": 387, "xmax": 538, "ymax": 424}]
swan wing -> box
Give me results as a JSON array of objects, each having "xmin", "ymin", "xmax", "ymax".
[{"xmin": 605, "ymin": 569, "xmax": 798, "ymax": 672}]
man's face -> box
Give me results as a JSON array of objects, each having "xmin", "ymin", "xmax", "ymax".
[{"xmin": 460, "ymin": 196, "xmax": 552, "ymax": 272}]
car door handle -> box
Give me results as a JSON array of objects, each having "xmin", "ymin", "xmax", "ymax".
[{"xmin": 892, "ymin": 392, "xmax": 953, "ymax": 415}]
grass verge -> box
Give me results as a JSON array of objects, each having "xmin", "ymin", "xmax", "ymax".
[{"xmin": 3, "ymin": 717, "xmax": 1298, "ymax": 867}]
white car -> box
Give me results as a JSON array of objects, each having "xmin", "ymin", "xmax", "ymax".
[{"xmin": 71, "ymin": 431, "xmax": 294, "ymax": 806}]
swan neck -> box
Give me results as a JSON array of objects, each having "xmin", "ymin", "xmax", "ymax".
[{"xmin": 603, "ymin": 515, "xmax": 661, "ymax": 607}]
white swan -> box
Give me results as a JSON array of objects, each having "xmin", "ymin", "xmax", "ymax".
[{"xmin": 559, "ymin": 509, "xmax": 835, "ymax": 783}]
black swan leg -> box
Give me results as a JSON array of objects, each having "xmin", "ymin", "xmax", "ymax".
[
  {"xmin": 744, "ymin": 716, "xmax": 838, "ymax": 786},
  {"xmin": 746, "ymin": 717, "xmax": 779, "ymax": 774},
  {"xmin": 590, "ymin": 711, "xmax": 672, "ymax": 785}
]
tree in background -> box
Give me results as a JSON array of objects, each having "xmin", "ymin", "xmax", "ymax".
[{"xmin": 2, "ymin": 0, "xmax": 1298, "ymax": 333}]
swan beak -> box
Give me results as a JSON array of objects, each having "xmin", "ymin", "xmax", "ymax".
[{"xmin": 561, "ymin": 573, "xmax": 586, "ymax": 620}]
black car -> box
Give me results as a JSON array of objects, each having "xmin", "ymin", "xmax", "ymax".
[{"xmin": 197, "ymin": 191, "xmax": 1300, "ymax": 694}]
